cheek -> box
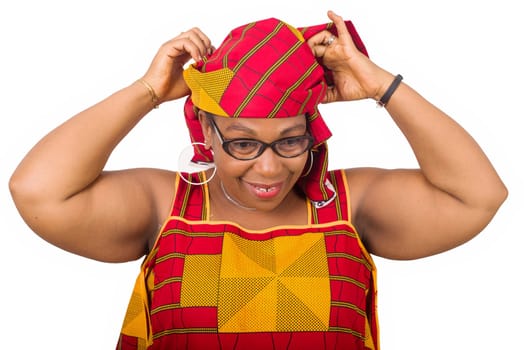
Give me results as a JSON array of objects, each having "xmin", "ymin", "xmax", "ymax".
[
  {"xmin": 293, "ymin": 153, "xmax": 310, "ymax": 171},
  {"xmin": 284, "ymin": 155, "xmax": 310, "ymax": 180},
  {"xmin": 213, "ymin": 151, "xmax": 248, "ymax": 176},
  {"xmin": 299, "ymin": 152, "xmax": 313, "ymax": 173}
]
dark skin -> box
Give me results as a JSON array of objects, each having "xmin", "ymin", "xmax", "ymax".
[
  {"xmin": 199, "ymin": 113, "xmax": 312, "ymax": 230},
  {"xmin": 9, "ymin": 11, "xmax": 507, "ymax": 262}
]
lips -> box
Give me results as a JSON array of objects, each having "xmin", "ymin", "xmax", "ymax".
[
  {"xmin": 254, "ymin": 185, "xmax": 276, "ymax": 193},
  {"xmin": 245, "ymin": 181, "xmax": 283, "ymax": 199}
]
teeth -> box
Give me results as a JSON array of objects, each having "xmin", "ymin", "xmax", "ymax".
[{"xmin": 256, "ymin": 186, "xmax": 275, "ymax": 192}]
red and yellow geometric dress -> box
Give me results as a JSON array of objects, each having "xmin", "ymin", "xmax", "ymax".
[{"xmin": 117, "ymin": 169, "xmax": 379, "ymax": 349}]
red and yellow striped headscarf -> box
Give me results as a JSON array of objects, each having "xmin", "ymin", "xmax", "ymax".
[{"xmin": 183, "ymin": 17, "xmax": 368, "ymax": 206}]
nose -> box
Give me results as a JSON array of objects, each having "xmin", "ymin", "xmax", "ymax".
[{"xmin": 253, "ymin": 146, "xmax": 283, "ymax": 177}]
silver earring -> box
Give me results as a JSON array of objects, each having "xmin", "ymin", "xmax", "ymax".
[
  {"xmin": 178, "ymin": 142, "xmax": 216, "ymax": 185},
  {"xmin": 301, "ymin": 150, "xmax": 314, "ymax": 177}
]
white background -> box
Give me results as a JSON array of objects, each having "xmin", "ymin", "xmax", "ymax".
[{"xmin": 1, "ymin": 1, "xmax": 522, "ymax": 349}]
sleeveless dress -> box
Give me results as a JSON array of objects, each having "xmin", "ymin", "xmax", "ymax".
[{"xmin": 116, "ymin": 169, "xmax": 379, "ymax": 349}]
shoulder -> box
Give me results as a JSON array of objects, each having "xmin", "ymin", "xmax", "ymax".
[
  {"xmin": 110, "ymin": 167, "xmax": 178, "ymax": 231},
  {"xmin": 341, "ymin": 167, "xmax": 388, "ymax": 240},
  {"xmin": 119, "ymin": 168, "xmax": 178, "ymax": 252},
  {"xmin": 135, "ymin": 168, "xmax": 178, "ymax": 220},
  {"xmin": 343, "ymin": 167, "xmax": 387, "ymax": 204}
]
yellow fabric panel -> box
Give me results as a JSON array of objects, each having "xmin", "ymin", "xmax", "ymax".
[
  {"xmin": 180, "ymin": 254, "xmax": 221, "ymax": 307},
  {"xmin": 183, "ymin": 65, "xmax": 234, "ymax": 116},
  {"xmin": 218, "ymin": 232, "xmax": 331, "ymax": 333},
  {"xmin": 364, "ymin": 315, "xmax": 376, "ymax": 350},
  {"xmin": 120, "ymin": 268, "xmax": 153, "ymax": 347},
  {"xmin": 283, "ymin": 21, "xmax": 306, "ymax": 42}
]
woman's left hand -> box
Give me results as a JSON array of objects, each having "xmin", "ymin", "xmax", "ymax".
[{"xmin": 307, "ymin": 10, "xmax": 394, "ymax": 104}]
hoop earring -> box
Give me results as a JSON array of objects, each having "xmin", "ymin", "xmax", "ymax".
[
  {"xmin": 178, "ymin": 142, "xmax": 216, "ymax": 185},
  {"xmin": 301, "ymin": 150, "xmax": 314, "ymax": 177}
]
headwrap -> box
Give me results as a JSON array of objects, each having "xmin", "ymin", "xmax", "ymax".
[{"xmin": 183, "ymin": 17, "xmax": 368, "ymax": 207}]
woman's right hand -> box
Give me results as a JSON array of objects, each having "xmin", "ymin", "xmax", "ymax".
[
  {"xmin": 8, "ymin": 28, "xmax": 214, "ymax": 263},
  {"xmin": 141, "ymin": 27, "xmax": 214, "ymax": 104}
]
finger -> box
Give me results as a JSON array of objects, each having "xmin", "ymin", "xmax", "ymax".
[
  {"xmin": 177, "ymin": 28, "xmax": 211, "ymax": 60},
  {"xmin": 322, "ymin": 86, "xmax": 338, "ymax": 104},
  {"xmin": 307, "ymin": 30, "xmax": 334, "ymax": 47},
  {"xmin": 162, "ymin": 37, "xmax": 199, "ymax": 63},
  {"xmin": 307, "ymin": 30, "xmax": 336, "ymax": 58},
  {"xmin": 309, "ymin": 42, "xmax": 327, "ymax": 58},
  {"xmin": 185, "ymin": 27, "xmax": 213, "ymax": 55},
  {"xmin": 327, "ymin": 10, "xmax": 358, "ymax": 52}
]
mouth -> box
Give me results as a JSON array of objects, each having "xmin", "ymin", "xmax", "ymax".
[
  {"xmin": 244, "ymin": 181, "xmax": 283, "ymax": 199},
  {"xmin": 254, "ymin": 185, "xmax": 277, "ymax": 192}
]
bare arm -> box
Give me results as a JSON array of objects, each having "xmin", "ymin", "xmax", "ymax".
[
  {"xmin": 310, "ymin": 11, "xmax": 507, "ymax": 259},
  {"xmin": 10, "ymin": 84, "xmax": 167, "ymax": 262},
  {"xmin": 9, "ymin": 28, "xmax": 213, "ymax": 262},
  {"xmin": 348, "ymin": 82, "xmax": 507, "ymax": 259}
]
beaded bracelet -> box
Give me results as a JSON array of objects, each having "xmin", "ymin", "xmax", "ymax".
[{"xmin": 377, "ymin": 74, "xmax": 403, "ymax": 107}]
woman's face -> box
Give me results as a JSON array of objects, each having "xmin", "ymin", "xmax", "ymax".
[{"xmin": 199, "ymin": 111, "xmax": 310, "ymax": 212}]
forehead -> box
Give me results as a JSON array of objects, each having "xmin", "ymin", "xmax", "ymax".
[{"xmin": 212, "ymin": 114, "xmax": 307, "ymax": 129}]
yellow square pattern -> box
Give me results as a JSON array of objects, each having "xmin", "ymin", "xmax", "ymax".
[
  {"xmin": 219, "ymin": 232, "xmax": 330, "ymax": 333},
  {"xmin": 181, "ymin": 254, "xmax": 221, "ymax": 307},
  {"xmin": 180, "ymin": 232, "xmax": 331, "ymax": 333}
]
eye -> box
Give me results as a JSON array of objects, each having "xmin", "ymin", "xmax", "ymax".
[
  {"xmin": 277, "ymin": 136, "xmax": 308, "ymax": 150},
  {"xmin": 228, "ymin": 140, "xmax": 261, "ymax": 155}
]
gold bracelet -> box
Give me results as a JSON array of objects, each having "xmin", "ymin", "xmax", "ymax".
[{"xmin": 136, "ymin": 78, "xmax": 159, "ymax": 108}]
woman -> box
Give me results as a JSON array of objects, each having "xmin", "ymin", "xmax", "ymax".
[{"xmin": 9, "ymin": 10, "xmax": 507, "ymax": 350}]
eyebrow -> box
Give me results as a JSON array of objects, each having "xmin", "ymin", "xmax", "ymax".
[{"xmin": 224, "ymin": 122, "xmax": 307, "ymax": 137}]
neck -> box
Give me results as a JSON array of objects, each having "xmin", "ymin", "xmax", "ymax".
[{"xmin": 220, "ymin": 181, "xmax": 257, "ymax": 211}]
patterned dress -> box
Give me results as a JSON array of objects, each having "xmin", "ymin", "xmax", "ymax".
[{"xmin": 117, "ymin": 169, "xmax": 379, "ymax": 349}]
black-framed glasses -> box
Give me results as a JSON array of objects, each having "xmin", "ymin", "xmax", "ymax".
[{"xmin": 209, "ymin": 117, "xmax": 314, "ymax": 161}]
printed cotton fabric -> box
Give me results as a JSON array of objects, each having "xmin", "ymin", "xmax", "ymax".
[
  {"xmin": 117, "ymin": 170, "xmax": 379, "ymax": 349},
  {"xmin": 183, "ymin": 17, "xmax": 368, "ymax": 205}
]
